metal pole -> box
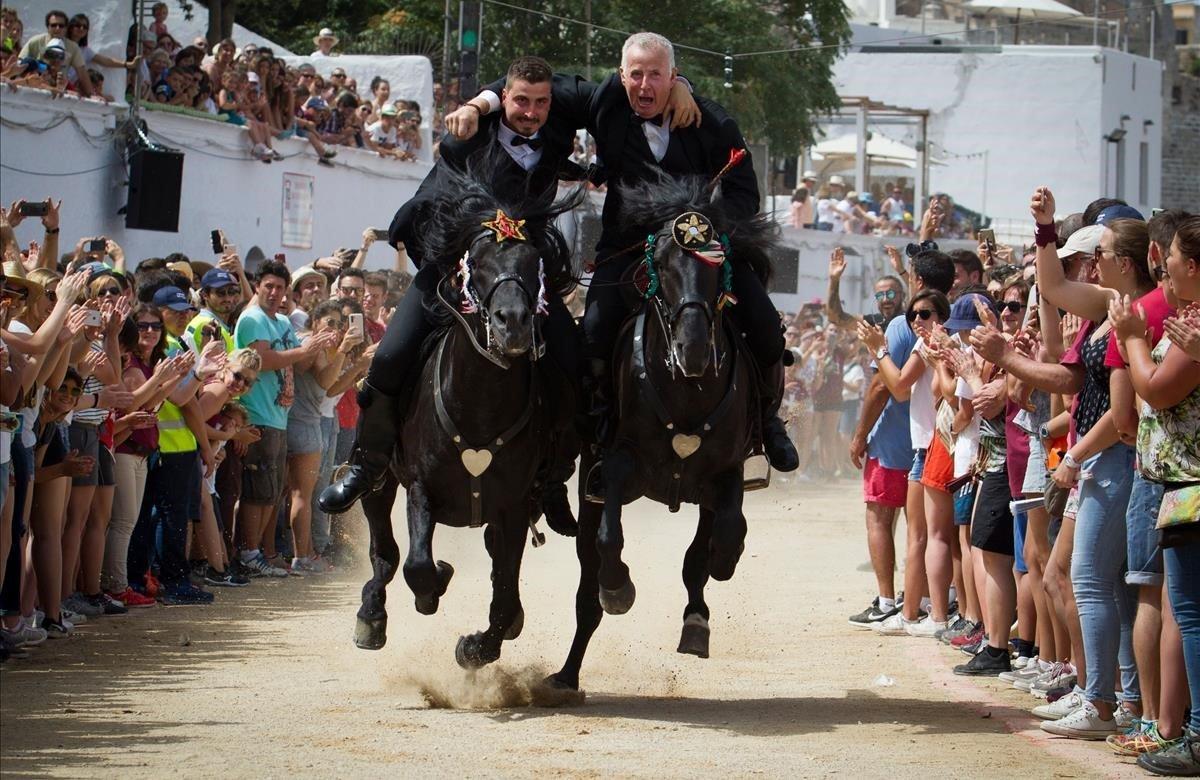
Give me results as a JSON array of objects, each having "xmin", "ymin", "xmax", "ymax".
[
  {"xmin": 855, "ymin": 101, "xmax": 868, "ymax": 195},
  {"xmin": 441, "ymin": 0, "xmax": 452, "ymax": 89},
  {"xmin": 914, "ymin": 117, "xmax": 927, "ymax": 222},
  {"xmin": 131, "ymin": 0, "xmax": 145, "ymax": 124},
  {"xmin": 1149, "ymin": 4, "xmax": 1155, "ymax": 60},
  {"xmin": 1093, "ymin": 0, "xmax": 1099, "ymax": 45},
  {"xmin": 585, "ymin": 0, "xmax": 592, "ymax": 81},
  {"xmin": 981, "ymin": 150, "xmax": 988, "ymax": 220}
]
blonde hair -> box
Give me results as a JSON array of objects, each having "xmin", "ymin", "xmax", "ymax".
[{"xmin": 227, "ymin": 347, "xmax": 262, "ymax": 374}]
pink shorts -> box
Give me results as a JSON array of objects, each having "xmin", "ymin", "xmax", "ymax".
[{"xmin": 863, "ymin": 457, "xmax": 908, "ymax": 508}]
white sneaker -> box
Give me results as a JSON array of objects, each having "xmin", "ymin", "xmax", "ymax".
[
  {"xmin": 1040, "ymin": 699, "xmax": 1118, "ymax": 739},
  {"xmin": 873, "ymin": 612, "xmax": 920, "ymax": 636},
  {"xmin": 999, "ymin": 657, "xmax": 1040, "ymax": 683},
  {"xmin": 904, "ymin": 616, "xmax": 948, "ymax": 638},
  {"xmin": 1114, "ymin": 704, "xmax": 1140, "ymax": 730},
  {"xmin": 1033, "ymin": 690, "xmax": 1085, "ymax": 721},
  {"xmin": 1012, "ymin": 655, "xmax": 1034, "ymax": 671}
]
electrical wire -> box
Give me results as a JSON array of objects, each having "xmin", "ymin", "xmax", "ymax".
[{"xmin": 0, "ymin": 161, "xmax": 118, "ymax": 176}]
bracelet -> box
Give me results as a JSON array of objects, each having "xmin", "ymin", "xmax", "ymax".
[
  {"xmin": 44, "ymin": 227, "xmax": 60, "ymax": 235},
  {"xmin": 1034, "ymin": 222, "xmax": 1057, "ymax": 248},
  {"xmin": 1062, "ymin": 452, "xmax": 1080, "ymax": 469},
  {"xmin": 464, "ymin": 102, "xmax": 482, "ymax": 115}
]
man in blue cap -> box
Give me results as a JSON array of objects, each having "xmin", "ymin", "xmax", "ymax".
[{"xmin": 184, "ymin": 268, "xmax": 241, "ymax": 354}]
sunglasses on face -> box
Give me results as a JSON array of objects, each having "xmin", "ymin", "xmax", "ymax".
[
  {"xmin": 874, "ymin": 290, "xmax": 898, "ymax": 302},
  {"xmin": 136, "ymin": 321, "xmax": 163, "ymax": 332},
  {"xmin": 231, "ymin": 370, "xmax": 256, "ymax": 386},
  {"xmin": 95, "ymin": 286, "xmax": 121, "ymax": 298},
  {"xmin": 908, "ymin": 309, "xmax": 936, "ymax": 321},
  {"xmin": 1000, "ymin": 301, "xmax": 1026, "ymax": 314},
  {"xmin": 47, "ymin": 21, "xmax": 65, "ymax": 29},
  {"xmin": 212, "ymin": 286, "xmax": 240, "ymax": 297}
]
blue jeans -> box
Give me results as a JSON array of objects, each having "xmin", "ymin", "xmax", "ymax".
[
  {"xmin": 1125, "ymin": 472, "xmax": 1165, "ymax": 587},
  {"xmin": 1070, "ymin": 443, "xmax": 1139, "ymax": 706},
  {"xmin": 1165, "ymin": 537, "xmax": 1200, "ymax": 732},
  {"xmin": 310, "ymin": 415, "xmax": 338, "ymax": 554}
]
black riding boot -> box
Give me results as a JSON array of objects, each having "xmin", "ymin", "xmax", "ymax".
[
  {"xmin": 318, "ymin": 382, "xmax": 401, "ymax": 514},
  {"xmin": 581, "ymin": 359, "xmax": 612, "ymax": 503},
  {"xmin": 539, "ymin": 436, "xmax": 579, "ymax": 537},
  {"xmin": 759, "ymin": 358, "xmax": 799, "ymax": 473}
]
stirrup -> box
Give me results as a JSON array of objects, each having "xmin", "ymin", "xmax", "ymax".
[
  {"xmin": 583, "ymin": 461, "xmax": 605, "ymax": 504},
  {"xmin": 743, "ymin": 453, "xmax": 771, "ymax": 491}
]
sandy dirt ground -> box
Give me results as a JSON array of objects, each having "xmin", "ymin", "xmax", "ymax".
[{"xmin": 1, "ymin": 477, "xmax": 1147, "ymax": 778}]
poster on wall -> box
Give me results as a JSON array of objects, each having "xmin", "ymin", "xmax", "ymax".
[{"xmin": 281, "ymin": 173, "xmax": 314, "ymax": 249}]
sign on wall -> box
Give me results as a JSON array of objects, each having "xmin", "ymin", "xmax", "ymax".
[{"xmin": 281, "ymin": 173, "xmax": 314, "ymax": 249}]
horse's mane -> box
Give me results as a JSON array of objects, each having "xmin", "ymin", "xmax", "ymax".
[
  {"xmin": 419, "ymin": 145, "xmax": 585, "ymax": 297},
  {"xmin": 618, "ymin": 174, "xmax": 778, "ymax": 283}
]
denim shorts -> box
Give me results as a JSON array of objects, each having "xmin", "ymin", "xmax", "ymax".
[
  {"xmin": 1013, "ymin": 511, "xmax": 1029, "ymax": 574},
  {"xmin": 286, "ymin": 417, "xmax": 323, "ymax": 455},
  {"xmin": 908, "ymin": 448, "xmax": 928, "ymax": 482},
  {"xmin": 1022, "ymin": 436, "xmax": 1047, "ymax": 496},
  {"xmin": 1125, "ymin": 472, "xmax": 1165, "ymax": 587},
  {"xmin": 953, "ymin": 481, "xmax": 976, "ymax": 526}
]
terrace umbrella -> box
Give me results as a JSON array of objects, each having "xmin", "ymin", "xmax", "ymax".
[{"xmin": 964, "ymin": 0, "xmax": 1083, "ymax": 43}]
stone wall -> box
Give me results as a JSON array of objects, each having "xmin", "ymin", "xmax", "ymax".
[{"xmin": 1162, "ymin": 71, "xmax": 1200, "ymax": 211}]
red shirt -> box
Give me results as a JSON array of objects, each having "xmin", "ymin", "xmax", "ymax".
[
  {"xmin": 336, "ymin": 317, "xmax": 387, "ymax": 429},
  {"xmin": 1105, "ymin": 286, "xmax": 1175, "ymax": 368}
]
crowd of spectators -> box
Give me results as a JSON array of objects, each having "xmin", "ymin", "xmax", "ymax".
[
  {"xmin": 0, "ymin": 197, "xmax": 412, "ymax": 662},
  {"xmin": 1, "ymin": 7, "xmax": 426, "ymax": 165},
  {"xmin": 790, "ymin": 171, "xmax": 973, "ymax": 239},
  {"xmin": 821, "ymin": 187, "xmax": 1200, "ymax": 775}
]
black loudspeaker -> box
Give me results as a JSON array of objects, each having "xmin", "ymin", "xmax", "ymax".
[{"xmin": 126, "ymin": 145, "xmax": 184, "ymax": 232}]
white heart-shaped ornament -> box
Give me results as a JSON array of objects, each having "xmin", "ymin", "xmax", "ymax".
[
  {"xmin": 461, "ymin": 448, "xmax": 493, "ymax": 477},
  {"xmin": 671, "ymin": 434, "xmax": 702, "ymax": 459}
]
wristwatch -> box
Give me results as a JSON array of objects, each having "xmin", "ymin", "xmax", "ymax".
[
  {"xmin": 874, "ymin": 347, "xmax": 888, "ymax": 362},
  {"xmin": 1038, "ymin": 424, "xmax": 1050, "ymax": 441}
]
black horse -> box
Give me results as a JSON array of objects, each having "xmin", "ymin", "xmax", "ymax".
[
  {"xmin": 545, "ymin": 176, "xmax": 779, "ymax": 694},
  {"xmin": 355, "ymin": 160, "xmax": 582, "ymax": 669}
]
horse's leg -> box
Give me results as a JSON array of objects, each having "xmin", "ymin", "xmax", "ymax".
[
  {"xmin": 355, "ymin": 471, "xmax": 401, "ymax": 650},
  {"xmin": 596, "ymin": 447, "xmax": 635, "ymax": 615},
  {"xmin": 707, "ymin": 468, "xmax": 747, "ymax": 582},
  {"xmin": 455, "ymin": 511, "xmax": 528, "ymax": 669},
  {"xmin": 677, "ymin": 507, "xmax": 714, "ymax": 659},
  {"xmin": 403, "ymin": 480, "xmax": 454, "ymax": 615},
  {"xmin": 545, "ymin": 499, "xmax": 603, "ymax": 693}
]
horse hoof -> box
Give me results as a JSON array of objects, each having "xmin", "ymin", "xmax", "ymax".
[
  {"xmin": 599, "ymin": 579, "xmax": 636, "ymax": 615},
  {"xmin": 455, "ymin": 633, "xmax": 499, "ymax": 670},
  {"xmin": 504, "ymin": 607, "xmax": 525, "ymax": 641},
  {"xmin": 676, "ymin": 614, "xmax": 710, "ymax": 659},
  {"xmin": 531, "ymin": 674, "xmax": 586, "ymax": 707},
  {"xmin": 708, "ymin": 542, "xmax": 744, "ymax": 582},
  {"xmin": 414, "ymin": 561, "xmax": 455, "ymax": 615},
  {"xmin": 354, "ymin": 615, "xmax": 387, "ymax": 650}
]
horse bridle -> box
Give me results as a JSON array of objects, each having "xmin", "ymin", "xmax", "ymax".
[
  {"xmin": 641, "ymin": 228, "xmax": 734, "ymax": 378},
  {"xmin": 438, "ymin": 230, "xmax": 548, "ymax": 369}
]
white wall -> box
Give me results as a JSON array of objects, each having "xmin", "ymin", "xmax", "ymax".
[
  {"xmin": 831, "ymin": 46, "xmax": 1163, "ymax": 239},
  {"xmin": 0, "ymin": 87, "xmax": 430, "ymax": 268}
]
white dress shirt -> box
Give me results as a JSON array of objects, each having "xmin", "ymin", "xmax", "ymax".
[{"xmin": 496, "ymin": 122, "xmax": 542, "ymax": 171}]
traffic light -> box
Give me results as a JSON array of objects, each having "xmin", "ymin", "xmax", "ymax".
[
  {"xmin": 459, "ymin": 1, "xmax": 482, "ymax": 97},
  {"xmin": 723, "ymin": 50, "xmax": 733, "ymax": 89}
]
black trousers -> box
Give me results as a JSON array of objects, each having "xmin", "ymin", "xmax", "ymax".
[
  {"xmin": 367, "ymin": 264, "xmax": 581, "ymax": 396},
  {"xmin": 582, "ymin": 253, "xmax": 785, "ymax": 369}
]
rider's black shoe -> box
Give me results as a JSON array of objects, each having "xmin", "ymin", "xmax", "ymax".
[
  {"xmin": 318, "ymin": 383, "xmax": 399, "ymax": 514},
  {"xmin": 762, "ymin": 414, "xmax": 799, "ymax": 472},
  {"xmin": 541, "ymin": 481, "xmax": 577, "ymax": 536}
]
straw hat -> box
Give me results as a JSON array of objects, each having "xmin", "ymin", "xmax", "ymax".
[
  {"xmin": 1, "ymin": 260, "xmax": 44, "ymax": 305},
  {"xmin": 313, "ymin": 27, "xmax": 339, "ymax": 48}
]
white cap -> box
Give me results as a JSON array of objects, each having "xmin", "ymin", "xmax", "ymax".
[
  {"xmin": 828, "ymin": 175, "xmax": 845, "ymax": 186},
  {"xmin": 1056, "ymin": 224, "xmax": 1105, "ymax": 259},
  {"xmin": 247, "ymin": 71, "xmax": 260, "ymax": 84},
  {"xmin": 802, "ymin": 170, "xmax": 817, "ymax": 180}
]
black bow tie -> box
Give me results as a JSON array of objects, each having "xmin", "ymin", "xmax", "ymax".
[
  {"xmin": 639, "ymin": 114, "xmax": 665, "ymax": 127},
  {"xmin": 509, "ymin": 135, "xmax": 542, "ymax": 150}
]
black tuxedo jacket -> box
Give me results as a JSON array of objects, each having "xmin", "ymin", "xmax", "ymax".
[{"xmin": 387, "ymin": 110, "xmax": 582, "ymax": 267}]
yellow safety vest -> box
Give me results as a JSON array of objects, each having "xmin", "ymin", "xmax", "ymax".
[{"xmin": 157, "ymin": 334, "xmax": 197, "ymax": 453}]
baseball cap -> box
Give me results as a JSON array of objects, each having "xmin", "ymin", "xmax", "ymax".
[
  {"xmin": 152, "ymin": 286, "xmax": 195, "ymax": 311},
  {"xmin": 1094, "ymin": 204, "xmax": 1145, "ymax": 225},
  {"xmin": 247, "ymin": 71, "xmax": 260, "ymax": 84},
  {"xmin": 1056, "ymin": 224, "xmax": 1105, "ymax": 259},
  {"xmin": 828, "ymin": 175, "xmax": 845, "ymax": 186},
  {"xmin": 381, "ymin": 104, "xmax": 398, "ymax": 117},
  {"xmin": 945, "ymin": 292, "xmax": 996, "ymax": 332},
  {"xmin": 801, "ymin": 170, "xmax": 817, "ymax": 181},
  {"xmin": 43, "ymin": 38, "xmax": 66, "ymax": 59},
  {"xmin": 201, "ymin": 268, "xmax": 237, "ymax": 289},
  {"xmin": 304, "ymin": 96, "xmax": 329, "ymax": 111}
]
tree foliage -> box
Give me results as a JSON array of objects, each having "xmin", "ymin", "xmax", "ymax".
[{"xmin": 222, "ymin": 0, "xmax": 851, "ymax": 155}]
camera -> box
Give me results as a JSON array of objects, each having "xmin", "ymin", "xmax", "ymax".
[{"xmin": 18, "ymin": 201, "xmax": 48, "ymax": 217}]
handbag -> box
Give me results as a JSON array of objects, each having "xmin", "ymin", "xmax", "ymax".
[{"xmin": 1156, "ymin": 483, "xmax": 1200, "ymax": 549}]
